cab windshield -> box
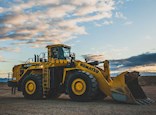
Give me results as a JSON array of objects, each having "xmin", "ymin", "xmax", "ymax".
[
  {"xmin": 51, "ymin": 47, "xmax": 70, "ymax": 59},
  {"xmin": 62, "ymin": 47, "xmax": 70, "ymax": 59}
]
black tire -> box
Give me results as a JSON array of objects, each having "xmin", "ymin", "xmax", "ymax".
[
  {"xmin": 22, "ymin": 74, "xmax": 43, "ymax": 99},
  {"xmin": 93, "ymin": 90, "xmax": 107, "ymax": 100},
  {"xmin": 66, "ymin": 71, "xmax": 98, "ymax": 102}
]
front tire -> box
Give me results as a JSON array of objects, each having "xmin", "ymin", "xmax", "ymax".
[
  {"xmin": 66, "ymin": 71, "xmax": 98, "ymax": 102},
  {"xmin": 22, "ymin": 74, "xmax": 43, "ymax": 99},
  {"xmin": 93, "ymin": 90, "xmax": 107, "ymax": 100}
]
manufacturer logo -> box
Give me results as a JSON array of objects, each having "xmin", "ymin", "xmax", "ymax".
[{"xmin": 80, "ymin": 63, "xmax": 99, "ymax": 73}]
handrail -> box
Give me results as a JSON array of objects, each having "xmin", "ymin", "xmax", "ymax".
[{"xmin": 25, "ymin": 58, "xmax": 34, "ymax": 63}]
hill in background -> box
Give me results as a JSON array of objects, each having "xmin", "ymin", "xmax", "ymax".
[{"xmin": 0, "ymin": 78, "xmax": 8, "ymax": 83}]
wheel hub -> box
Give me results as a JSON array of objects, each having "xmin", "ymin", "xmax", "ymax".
[
  {"xmin": 25, "ymin": 80, "xmax": 36, "ymax": 95},
  {"xmin": 72, "ymin": 78, "xmax": 86, "ymax": 95}
]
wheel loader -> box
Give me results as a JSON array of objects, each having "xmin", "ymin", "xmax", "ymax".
[{"xmin": 8, "ymin": 44, "xmax": 154, "ymax": 104}]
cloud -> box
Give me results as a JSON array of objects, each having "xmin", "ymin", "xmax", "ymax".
[
  {"xmin": 81, "ymin": 52, "xmax": 156, "ymax": 76},
  {"xmin": 124, "ymin": 21, "xmax": 133, "ymax": 25},
  {"xmin": 103, "ymin": 20, "xmax": 113, "ymax": 25},
  {"xmin": 145, "ymin": 35, "xmax": 153, "ymax": 40},
  {"xmin": 0, "ymin": 7, "xmax": 4, "ymax": 13},
  {"xmin": 111, "ymin": 53, "xmax": 156, "ymax": 68},
  {"xmin": 82, "ymin": 54, "xmax": 105, "ymax": 62},
  {"xmin": 115, "ymin": 12, "xmax": 127, "ymax": 19},
  {"xmin": 0, "ymin": 56, "xmax": 6, "ymax": 62},
  {"xmin": 127, "ymin": 64, "xmax": 156, "ymax": 73},
  {"xmin": 110, "ymin": 52, "xmax": 156, "ymax": 75},
  {"xmin": 94, "ymin": 20, "xmax": 113, "ymax": 27},
  {"xmin": 0, "ymin": 0, "xmax": 115, "ymax": 48},
  {"xmin": 0, "ymin": 47, "xmax": 20, "ymax": 52}
]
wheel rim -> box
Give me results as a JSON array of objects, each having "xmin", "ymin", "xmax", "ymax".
[
  {"xmin": 71, "ymin": 78, "xmax": 86, "ymax": 95},
  {"xmin": 25, "ymin": 80, "xmax": 36, "ymax": 95}
]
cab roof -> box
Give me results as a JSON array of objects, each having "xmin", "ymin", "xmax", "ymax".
[{"xmin": 46, "ymin": 44, "xmax": 71, "ymax": 49}]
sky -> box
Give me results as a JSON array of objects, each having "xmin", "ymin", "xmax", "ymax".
[{"xmin": 0, "ymin": 0, "xmax": 156, "ymax": 78}]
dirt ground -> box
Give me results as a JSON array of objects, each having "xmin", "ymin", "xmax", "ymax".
[{"xmin": 0, "ymin": 82, "xmax": 156, "ymax": 115}]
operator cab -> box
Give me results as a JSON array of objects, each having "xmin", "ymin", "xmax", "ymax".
[{"xmin": 46, "ymin": 44, "xmax": 71, "ymax": 61}]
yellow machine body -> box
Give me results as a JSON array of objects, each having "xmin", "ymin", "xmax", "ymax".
[{"xmin": 8, "ymin": 44, "xmax": 154, "ymax": 104}]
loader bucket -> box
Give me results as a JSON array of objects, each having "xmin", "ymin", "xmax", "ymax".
[{"xmin": 110, "ymin": 71, "xmax": 155, "ymax": 105}]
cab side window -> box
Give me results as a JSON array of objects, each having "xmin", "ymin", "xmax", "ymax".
[
  {"xmin": 51, "ymin": 47, "xmax": 59, "ymax": 59},
  {"xmin": 59, "ymin": 48, "xmax": 65, "ymax": 59}
]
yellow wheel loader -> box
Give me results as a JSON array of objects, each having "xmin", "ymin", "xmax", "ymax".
[{"xmin": 8, "ymin": 44, "xmax": 154, "ymax": 104}]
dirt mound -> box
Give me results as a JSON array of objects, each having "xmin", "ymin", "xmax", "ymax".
[
  {"xmin": 0, "ymin": 83, "xmax": 7, "ymax": 88},
  {"xmin": 0, "ymin": 83, "xmax": 12, "ymax": 90},
  {"xmin": 139, "ymin": 76, "xmax": 156, "ymax": 86}
]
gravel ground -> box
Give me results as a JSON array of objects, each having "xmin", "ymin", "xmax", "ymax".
[{"xmin": 0, "ymin": 84, "xmax": 156, "ymax": 115}]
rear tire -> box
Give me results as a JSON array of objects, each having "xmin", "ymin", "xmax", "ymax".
[
  {"xmin": 22, "ymin": 74, "xmax": 43, "ymax": 99},
  {"xmin": 94, "ymin": 90, "xmax": 107, "ymax": 100},
  {"xmin": 66, "ymin": 71, "xmax": 98, "ymax": 102}
]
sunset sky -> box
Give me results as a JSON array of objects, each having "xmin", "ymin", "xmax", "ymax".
[{"xmin": 0, "ymin": 0, "xmax": 156, "ymax": 78}]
